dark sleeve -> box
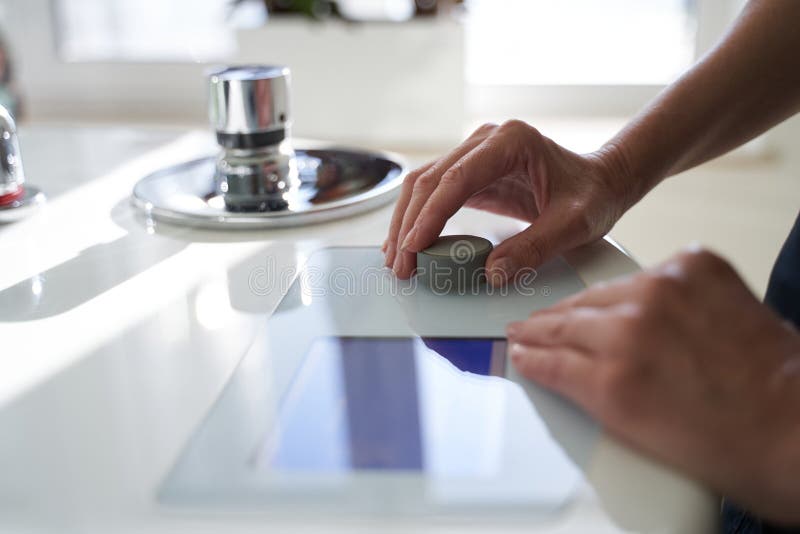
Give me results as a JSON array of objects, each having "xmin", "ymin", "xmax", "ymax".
[{"xmin": 765, "ymin": 212, "xmax": 800, "ymax": 328}]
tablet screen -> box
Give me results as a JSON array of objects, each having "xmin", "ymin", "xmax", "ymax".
[{"xmin": 255, "ymin": 337, "xmax": 508, "ymax": 475}]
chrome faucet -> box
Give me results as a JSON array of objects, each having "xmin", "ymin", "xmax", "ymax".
[
  {"xmin": 208, "ymin": 65, "xmax": 297, "ymax": 212},
  {"xmin": 131, "ymin": 65, "xmax": 407, "ymax": 229},
  {"xmin": 0, "ymin": 105, "xmax": 44, "ymax": 222}
]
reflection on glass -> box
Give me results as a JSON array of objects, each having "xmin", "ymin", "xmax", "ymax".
[{"xmin": 257, "ymin": 337, "xmax": 509, "ymax": 476}]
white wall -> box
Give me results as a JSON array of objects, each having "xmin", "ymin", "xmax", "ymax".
[
  {"xmin": 1, "ymin": 0, "xmax": 797, "ymax": 159},
  {"xmin": 2, "ymin": 0, "xmax": 209, "ymax": 122},
  {"xmin": 0, "ymin": 0, "xmax": 464, "ymax": 150}
]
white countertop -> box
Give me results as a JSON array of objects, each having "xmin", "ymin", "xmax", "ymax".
[{"xmin": 0, "ymin": 125, "xmax": 718, "ymax": 533}]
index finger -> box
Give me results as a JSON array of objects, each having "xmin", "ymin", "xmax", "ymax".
[
  {"xmin": 383, "ymin": 160, "xmax": 435, "ymax": 267},
  {"xmin": 401, "ymin": 135, "xmax": 517, "ymax": 253},
  {"xmin": 392, "ymin": 126, "xmax": 497, "ymax": 277}
]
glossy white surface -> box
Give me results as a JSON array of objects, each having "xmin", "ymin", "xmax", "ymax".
[{"xmin": 0, "ymin": 126, "xmax": 718, "ymax": 533}]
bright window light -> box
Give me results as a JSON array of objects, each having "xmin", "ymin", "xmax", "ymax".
[
  {"xmin": 54, "ymin": 0, "xmax": 266, "ymax": 62},
  {"xmin": 465, "ymin": 0, "xmax": 697, "ymax": 85}
]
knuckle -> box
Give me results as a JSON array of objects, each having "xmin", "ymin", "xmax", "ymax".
[
  {"xmin": 500, "ymin": 118, "xmax": 527, "ymax": 131},
  {"xmin": 563, "ymin": 200, "xmax": 597, "ymax": 239},
  {"xmin": 678, "ymin": 247, "xmax": 734, "ymax": 278},
  {"xmin": 473, "ymin": 122, "xmax": 498, "ymax": 137},
  {"xmin": 641, "ymin": 270, "xmax": 685, "ymax": 300},
  {"xmin": 632, "ymin": 272, "xmax": 685, "ymax": 315},
  {"xmin": 566, "ymin": 197, "xmax": 590, "ymax": 214},
  {"xmin": 500, "ymin": 119, "xmax": 539, "ymax": 139},
  {"xmin": 402, "ymin": 169, "xmax": 422, "ymax": 188},
  {"xmin": 439, "ymin": 162, "xmax": 466, "ymax": 187},
  {"xmin": 613, "ymin": 303, "xmax": 652, "ymax": 340},
  {"xmin": 412, "ymin": 170, "xmax": 438, "ymax": 191}
]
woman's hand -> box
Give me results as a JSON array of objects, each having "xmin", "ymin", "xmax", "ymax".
[
  {"xmin": 508, "ymin": 247, "xmax": 800, "ymax": 525},
  {"xmin": 383, "ymin": 120, "xmax": 635, "ymax": 284}
]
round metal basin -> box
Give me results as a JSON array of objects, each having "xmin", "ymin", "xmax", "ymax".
[{"xmin": 132, "ymin": 142, "xmax": 406, "ymax": 230}]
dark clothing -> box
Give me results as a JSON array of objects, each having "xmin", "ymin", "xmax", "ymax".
[
  {"xmin": 765, "ymin": 213, "xmax": 800, "ymax": 329},
  {"xmin": 723, "ymin": 501, "xmax": 800, "ymax": 534},
  {"xmin": 722, "ymin": 212, "xmax": 800, "ymax": 533}
]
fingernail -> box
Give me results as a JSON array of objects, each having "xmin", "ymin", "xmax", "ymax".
[
  {"xmin": 400, "ymin": 227, "xmax": 418, "ymax": 251},
  {"xmin": 381, "ymin": 240, "xmax": 388, "ymax": 253},
  {"xmin": 509, "ymin": 342, "xmax": 525, "ymax": 362},
  {"xmin": 392, "ymin": 253, "xmax": 403, "ymax": 275},
  {"xmin": 384, "ymin": 243, "xmax": 395, "ymax": 267},
  {"xmin": 489, "ymin": 257, "xmax": 516, "ymax": 285},
  {"xmin": 506, "ymin": 322, "xmax": 520, "ymax": 339}
]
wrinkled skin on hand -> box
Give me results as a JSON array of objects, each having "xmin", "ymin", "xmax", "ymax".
[
  {"xmin": 508, "ymin": 247, "xmax": 800, "ymax": 525},
  {"xmin": 383, "ymin": 120, "xmax": 631, "ymax": 285}
]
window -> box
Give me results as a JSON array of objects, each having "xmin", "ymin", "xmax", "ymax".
[
  {"xmin": 465, "ymin": 0, "xmax": 697, "ymax": 86},
  {"xmin": 54, "ymin": 0, "xmax": 266, "ymax": 62}
]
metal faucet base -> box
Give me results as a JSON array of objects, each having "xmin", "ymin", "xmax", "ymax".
[{"xmin": 131, "ymin": 143, "xmax": 406, "ymax": 230}]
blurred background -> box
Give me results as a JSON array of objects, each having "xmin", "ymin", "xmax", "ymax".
[{"xmin": 1, "ymin": 0, "xmax": 798, "ymax": 294}]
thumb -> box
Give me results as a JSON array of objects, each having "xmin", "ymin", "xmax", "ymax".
[{"xmin": 486, "ymin": 207, "xmax": 592, "ymax": 286}]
